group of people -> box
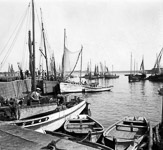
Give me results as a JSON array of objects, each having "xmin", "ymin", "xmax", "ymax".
[
  {"xmin": 0, "ymin": 96, "xmax": 21, "ymax": 119},
  {"xmin": 0, "ymin": 87, "xmax": 43, "ymax": 107}
]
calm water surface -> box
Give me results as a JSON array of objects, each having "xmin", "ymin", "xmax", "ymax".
[{"xmin": 71, "ymin": 73, "xmax": 163, "ymax": 129}]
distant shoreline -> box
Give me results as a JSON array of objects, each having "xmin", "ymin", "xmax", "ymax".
[{"xmin": 74, "ymin": 70, "xmax": 152, "ymax": 74}]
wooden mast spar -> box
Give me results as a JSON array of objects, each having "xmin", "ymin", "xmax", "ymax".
[
  {"xmin": 40, "ymin": 8, "xmax": 49, "ymax": 80},
  {"xmin": 32, "ymin": 0, "xmax": 36, "ymax": 91}
]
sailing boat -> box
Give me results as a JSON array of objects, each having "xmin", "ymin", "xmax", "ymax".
[
  {"xmin": 59, "ymin": 29, "xmax": 85, "ymax": 94},
  {"xmin": 81, "ymin": 62, "xmax": 91, "ymax": 79},
  {"xmin": 128, "ymin": 53, "xmax": 140, "ymax": 82},
  {"xmin": 134, "ymin": 56, "xmax": 146, "ymax": 80},
  {"xmin": 104, "ymin": 65, "xmax": 119, "ymax": 79},
  {"xmin": 0, "ymin": 0, "xmax": 87, "ymax": 133},
  {"xmin": 98, "ymin": 62, "xmax": 104, "ymax": 78},
  {"xmin": 147, "ymin": 48, "xmax": 163, "ymax": 81},
  {"xmin": 82, "ymin": 61, "xmax": 97, "ymax": 80},
  {"xmin": 60, "ymin": 30, "xmax": 113, "ymax": 93}
]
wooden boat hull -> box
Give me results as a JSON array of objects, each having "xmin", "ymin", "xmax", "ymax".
[
  {"xmin": 60, "ymin": 82, "xmax": 85, "ymax": 94},
  {"xmin": 84, "ymin": 86, "xmax": 113, "ymax": 93},
  {"xmin": 158, "ymin": 87, "xmax": 163, "ymax": 95},
  {"xmin": 105, "ymin": 75, "xmax": 119, "ymax": 79},
  {"xmin": 147, "ymin": 74, "xmax": 163, "ymax": 82},
  {"xmin": 64, "ymin": 114, "xmax": 104, "ymax": 143},
  {"xmin": 8, "ymin": 99, "xmax": 86, "ymax": 133},
  {"xmin": 128, "ymin": 75, "xmax": 140, "ymax": 82},
  {"xmin": 45, "ymin": 130, "xmax": 112, "ymax": 150},
  {"xmin": 60, "ymin": 82, "xmax": 113, "ymax": 94},
  {"xmin": 103, "ymin": 116, "xmax": 149, "ymax": 150},
  {"xmin": 0, "ymin": 102, "xmax": 58, "ymax": 120},
  {"xmin": 153, "ymin": 123, "xmax": 163, "ymax": 150}
]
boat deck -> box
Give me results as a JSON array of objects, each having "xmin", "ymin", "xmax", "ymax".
[
  {"xmin": 66, "ymin": 121, "xmax": 97, "ymax": 133},
  {"xmin": 106, "ymin": 124, "xmax": 145, "ymax": 142}
]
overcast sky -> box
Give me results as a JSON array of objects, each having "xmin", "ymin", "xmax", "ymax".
[{"xmin": 0, "ymin": 0, "xmax": 163, "ymax": 72}]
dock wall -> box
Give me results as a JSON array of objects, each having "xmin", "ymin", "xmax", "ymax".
[{"xmin": 0, "ymin": 79, "xmax": 31, "ymax": 99}]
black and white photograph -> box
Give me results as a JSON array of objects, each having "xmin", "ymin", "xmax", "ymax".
[{"xmin": 0, "ymin": 0, "xmax": 162, "ymax": 149}]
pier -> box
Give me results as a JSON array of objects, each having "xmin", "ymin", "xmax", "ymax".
[{"xmin": 0, "ymin": 124, "xmax": 99, "ymax": 150}]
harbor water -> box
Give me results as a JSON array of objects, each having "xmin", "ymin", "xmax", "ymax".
[{"xmin": 69, "ymin": 73, "xmax": 162, "ymax": 129}]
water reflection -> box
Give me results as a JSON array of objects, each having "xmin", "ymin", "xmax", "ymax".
[{"xmin": 69, "ymin": 73, "xmax": 162, "ymax": 128}]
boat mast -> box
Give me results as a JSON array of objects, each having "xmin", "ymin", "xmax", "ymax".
[
  {"xmin": 142, "ymin": 56, "xmax": 144, "ymax": 74},
  {"xmin": 32, "ymin": 0, "xmax": 36, "ymax": 91},
  {"xmin": 62, "ymin": 29, "xmax": 66, "ymax": 80},
  {"xmin": 134, "ymin": 59, "xmax": 135, "ymax": 75},
  {"xmin": 90, "ymin": 60, "xmax": 92, "ymax": 79},
  {"xmin": 28, "ymin": 31, "xmax": 33, "ymax": 77},
  {"xmin": 40, "ymin": 8, "xmax": 49, "ymax": 80},
  {"xmin": 80, "ymin": 45, "xmax": 83, "ymax": 84},
  {"xmin": 130, "ymin": 53, "xmax": 132, "ymax": 75}
]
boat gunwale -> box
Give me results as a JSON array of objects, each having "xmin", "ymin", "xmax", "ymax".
[
  {"xmin": 64, "ymin": 114, "xmax": 104, "ymax": 135},
  {"xmin": 103, "ymin": 116, "xmax": 148, "ymax": 140},
  {"xmin": 4, "ymin": 100, "xmax": 86, "ymax": 128}
]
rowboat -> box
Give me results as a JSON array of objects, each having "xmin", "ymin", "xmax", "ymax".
[
  {"xmin": 153, "ymin": 89, "xmax": 163, "ymax": 150},
  {"xmin": 60, "ymin": 82, "xmax": 113, "ymax": 94},
  {"xmin": 45, "ymin": 130, "xmax": 113, "ymax": 150},
  {"xmin": 84, "ymin": 85, "xmax": 113, "ymax": 93},
  {"xmin": 64, "ymin": 114, "xmax": 104, "ymax": 143},
  {"xmin": 103, "ymin": 116, "xmax": 149, "ymax": 150}
]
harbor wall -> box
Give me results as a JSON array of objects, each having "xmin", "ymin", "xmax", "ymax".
[{"xmin": 0, "ymin": 79, "xmax": 31, "ymax": 99}]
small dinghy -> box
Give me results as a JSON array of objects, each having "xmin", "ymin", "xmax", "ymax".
[
  {"xmin": 103, "ymin": 116, "xmax": 149, "ymax": 150},
  {"xmin": 64, "ymin": 114, "xmax": 104, "ymax": 143}
]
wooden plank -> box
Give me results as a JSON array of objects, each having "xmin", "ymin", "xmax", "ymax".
[
  {"xmin": 116, "ymin": 123, "xmax": 147, "ymax": 129},
  {"xmin": 67, "ymin": 122, "xmax": 95, "ymax": 125}
]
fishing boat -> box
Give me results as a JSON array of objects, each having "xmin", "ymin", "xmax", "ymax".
[
  {"xmin": 104, "ymin": 73, "xmax": 119, "ymax": 79},
  {"xmin": 128, "ymin": 53, "xmax": 140, "ymax": 82},
  {"xmin": 60, "ymin": 81, "xmax": 113, "ymax": 94},
  {"xmin": 128, "ymin": 74, "xmax": 140, "ymax": 82},
  {"xmin": 63, "ymin": 114, "xmax": 104, "ymax": 143},
  {"xmin": 59, "ymin": 29, "xmax": 85, "ymax": 93},
  {"xmin": 82, "ymin": 62, "xmax": 99, "ymax": 80},
  {"xmin": 60, "ymin": 82, "xmax": 85, "ymax": 94},
  {"xmin": 8, "ymin": 95, "xmax": 86, "ymax": 132},
  {"xmin": 60, "ymin": 35, "xmax": 113, "ymax": 94},
  {"xmin": 83, "ymin": 83, "xmax": 113, "ymax": 93},
  {"xmin": 104, "ymin": 65, "xmax": 119, "ymax": 79},
  {"xmin": 103, "ymin": 116, "xmax": 149, "ymax": 150},
  {"xmin": 147, "ymin": 48, "xmax": 163, "ymax": 82},
  {"xmin": 0, "ymin": 0, "xmax": 87, "ymax": 133},
  {"xmin": 0, "ymin": 0, "xmax": 59, "ymax": 120},
  {"xmin": 134, "ymin": 56, "xmax": 146, "ymax": 81}
]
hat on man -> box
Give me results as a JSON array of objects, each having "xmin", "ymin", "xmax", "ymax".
[{"xmin": 36, "ymin": 88, "xmax": 41, "ymax": 91}]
